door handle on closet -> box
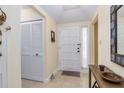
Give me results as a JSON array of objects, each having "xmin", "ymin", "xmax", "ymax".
[
  {"xmin": 77, "ymin": 51, "xmax": 80, "ymax": 53},
  {"xmin": 35, "ymin": 53, "xmax": 39, "ymax": 56}
]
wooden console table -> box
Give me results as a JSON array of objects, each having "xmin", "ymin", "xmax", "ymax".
[{"xmin": 89, "ymin": 65, "xmax": 124, "ymax": 88}]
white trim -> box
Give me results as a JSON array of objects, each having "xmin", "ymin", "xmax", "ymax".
[
  {"xmin": 43, "ymin": 74, "xmax": 51, "ymax": 83},
  {"xmin": 42, "ymin": 18, "xmax": 46, "ymax": 82},
  {"xmin": 22, "ymin": 74, "xmax": 44, "ymax": 82},
  {"xmin": 0, "ymin": 31, "xmax": 8, "ymax": 87},
  {"xmin": 20, "ymin": 19, "xmax": 43, "ymax": 23},
  {"xmin": 43, "ymin": 68, "xmax": 58, "ymax": 83},
  {"xmin": 21, "ymin": 19, "xmax": 43, "ymax": 25}
]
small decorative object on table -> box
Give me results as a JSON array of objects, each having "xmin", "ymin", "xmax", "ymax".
[
  {"xmin": 99, "ymin": 65, "xmax": 124, "ymax": 83},
  {"xmin": 99, "ymin": 65, "xmax": 105, "ymax": 71},
  {"xmin": 100, "ymin": 72, "xmax": 124, "ymax": 83}
]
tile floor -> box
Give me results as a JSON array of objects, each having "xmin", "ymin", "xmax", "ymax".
[{"xmin": 22, "ymin": 70, "xmax": 89, "ymax": 88}]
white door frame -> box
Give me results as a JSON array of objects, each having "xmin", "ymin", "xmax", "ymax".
[
  {"xmin": 21, "ymin": 18, "xmax": 46, "ymax": 82},
  {"xmin": 0, "ymin": 30, "xmax": 8, "ymax": 87}
]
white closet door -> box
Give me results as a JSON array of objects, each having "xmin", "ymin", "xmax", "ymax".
[
  {"xmin": 21, "ymin": 21, "xmax": 44, "ymax": 81},
  {"xmin": 30, "ymin": 22, "xmax": 43, "ymax": 80},
  {"xmin": 59, "ymin": 26, "xmax": 81, "ymax": 71}
]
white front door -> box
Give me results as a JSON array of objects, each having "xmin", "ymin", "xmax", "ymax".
[
  {"xmin": 59, "ymin": 26, "xmax": 81, "ymax": 72},
  {"xmin": 21, "ymin": 20, "xmax": 44, "ymax": 81},
  {"xmin": 0, "ymin": 31, "xmax": 7, "ymax": 87}
]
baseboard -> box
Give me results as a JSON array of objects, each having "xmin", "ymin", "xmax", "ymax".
[
  {"xmin": 43, "ymin": 68, "xmax": 59, "ymax": 83},
  {"xmin": 21, "ymin": 74, "xmax": 44, "ymax": 82},
  {"xmin": 43, "ymin": 77, "xmax": 51, "ymax": 83}
]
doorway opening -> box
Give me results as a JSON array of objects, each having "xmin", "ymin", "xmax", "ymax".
[
  {"xmin": 58, "ymin": 24, "xmax": 90, "ymax": 72},
  {"xmin": 58, "ymin": 26, "xmax": 82, "ymax": 72},
  {"xmin": 93, "ymin": 18, "xmax": 98, "ymax": 66}
]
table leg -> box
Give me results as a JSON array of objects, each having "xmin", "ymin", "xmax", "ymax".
[
  {"xmin": 89, "ymin": 67, "xmax": 91, "ymax": 88},
  {"xmin": 92, "ymin": 81, "xmax": 97, "ymax": 88}
]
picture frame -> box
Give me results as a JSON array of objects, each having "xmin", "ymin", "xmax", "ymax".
[
  {"xmin": 51, "ymin": 30, "xmax": 55, "ymax": 42},
  {"xmin": 110, "ymin": 5, "xmax": 124, "ymax": 67}
]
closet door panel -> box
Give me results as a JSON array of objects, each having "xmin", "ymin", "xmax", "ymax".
[
  {"xmin": 21, "ymin": 55, "xmax": 32, "ymax": 77},
  {"xmin": 32, "ymin": 22, "xmax": 43, "ymax": 55},
  {"xmin": 21, "ymin": 56, "xmax": 43, "ymax": 81},
  {"xmin": 21, "ymin": 24, "xmax": 32, "ymax": 55},
  {"xmin": 29, "ymin": 56, "xmax": 43, "ymax": 80}
]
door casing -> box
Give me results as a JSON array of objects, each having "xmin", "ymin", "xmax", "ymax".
[{"xmin": 0, "ymin": 31, "xmax": 7, "ymax": 87}]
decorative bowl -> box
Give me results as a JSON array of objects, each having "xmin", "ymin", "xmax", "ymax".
[{"xmin": 100, "ymin": 72, "xmax": 124, "ymax": 83}]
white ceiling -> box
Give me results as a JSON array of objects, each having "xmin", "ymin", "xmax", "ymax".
[
  {"xmin": 40, "ymin": 5, "xmax": 98, "ymax": 23},
  {"xmin": 21, "ymin": 5, "xmax": 32, "ymax": 9}
]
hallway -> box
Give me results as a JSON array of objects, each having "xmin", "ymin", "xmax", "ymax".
[
  {"xmin": 20, "ymin": 5, "xmax": 93, "ymax": 86},
  {"xmin": 22, "ymin": 70, "xmax": 88, "ymax": 88},
  {"xmin": 0, "ymin": 5, "xmax": 124, "ymax": 88}
]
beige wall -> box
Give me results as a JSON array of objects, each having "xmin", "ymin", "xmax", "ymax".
[
  {"xmin": 0, "ymin": 6, "xmax": 21, "ymax": 87},
  {"xmin": 32, "ymin": 6, "xmax": 58, "ymax": 79},
  {"xmin": 118, "ymin": 17, "xmax": 124, "ymax": 23},
  {"xmin": 21, "ymin": 6, "xmax": 41, "ymax": 22},
  {"xmin": 97, "ymin": 6, "xmax": 124, "ymax": 77}
]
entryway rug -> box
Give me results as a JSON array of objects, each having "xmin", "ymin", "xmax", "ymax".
[{"xmin": 62, "ymin": 71, "xmax": 80, "ymax": 77}]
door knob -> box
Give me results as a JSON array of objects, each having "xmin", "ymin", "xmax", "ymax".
[
  {"xmin": 36, "ymin": 53, "xmax": 39, "ymax": 56},
  {"xmin": 77, "ymin": 51, "xmax": 80, "ymax": 53}
]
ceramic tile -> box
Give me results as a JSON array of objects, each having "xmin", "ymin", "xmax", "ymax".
[{"xmin": 22, "ymin": 70, "xmax": 89, "ymax": 88}]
